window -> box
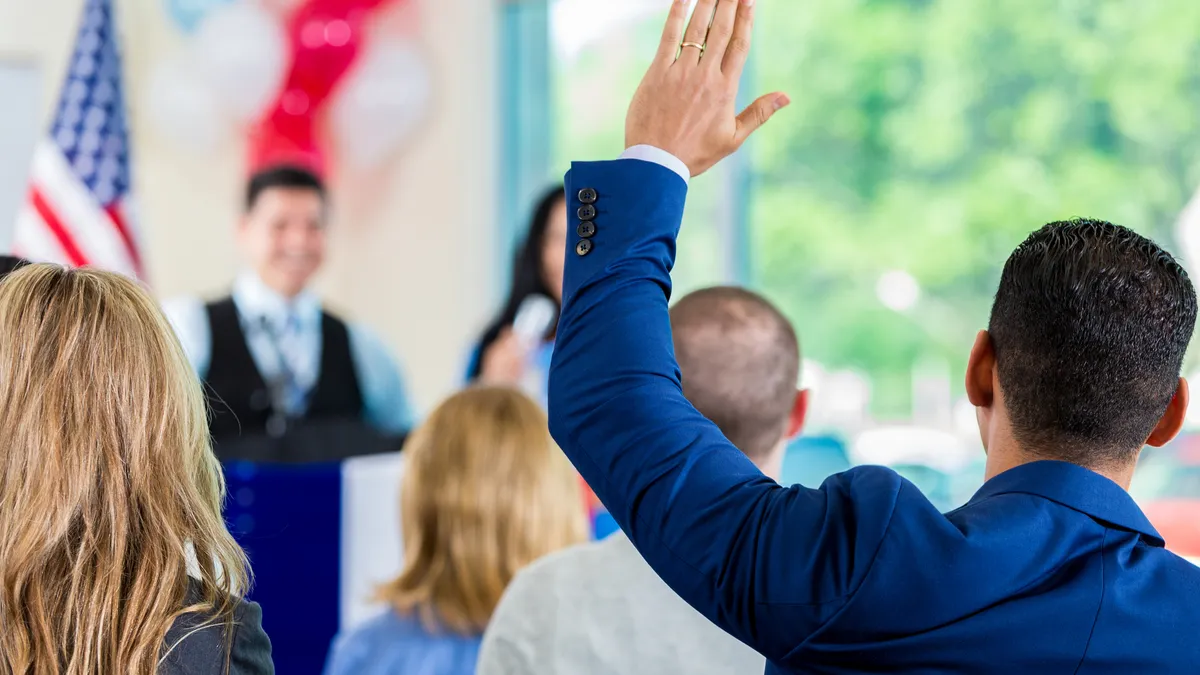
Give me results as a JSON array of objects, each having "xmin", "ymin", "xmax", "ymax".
[
  {"xmin": 751, "ymin": 1, "xmax": 1200, "ymax": 425},
  {"xmin": 510, "ymin": 1, "xmax": 1200, "ymax": 520},
  {"xmin": 550, "ymin": 0, "xmax": 736, "ymax": 294},
  {"xmin": 0, "ymin": 60, "xmax": 42, "ymax": 248}
]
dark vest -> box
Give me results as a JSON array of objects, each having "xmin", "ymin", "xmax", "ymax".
[{"xmin": 203, "ymin": 297, "xmax": 364, "ymax": 447}]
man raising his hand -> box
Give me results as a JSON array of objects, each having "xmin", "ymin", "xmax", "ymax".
[{"xmin": 547, "ymin": 0, "xmax": 1200, "ymax": 672}]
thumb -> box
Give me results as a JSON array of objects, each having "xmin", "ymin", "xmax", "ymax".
[{"xmin": 735, "ymin": 92, "xmax": 791, "ymax": 145}]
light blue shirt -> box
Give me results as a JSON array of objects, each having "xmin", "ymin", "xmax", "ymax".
[
  {"xmin": 162, "ymin": 273, "xmax": 414, "ymax": 434},
  {"xmin": 325, "ymin": 610, "xmax": 482, "ymax": 675}
]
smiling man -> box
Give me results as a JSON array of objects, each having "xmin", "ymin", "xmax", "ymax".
[
  {"xmin": 165, "ymin": 165, "xmax": 414, "ymax": 455},
  {"xmin": 546, "ymin": 0, "xmax": 1200, "ymax": 672}
]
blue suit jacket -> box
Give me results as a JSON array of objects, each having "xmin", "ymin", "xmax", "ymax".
[{"xmin": 548, "ymin": 159, "xmax": 1200, "ymax": 674}]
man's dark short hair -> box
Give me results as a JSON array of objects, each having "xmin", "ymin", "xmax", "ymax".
[
  {"xmin": 988, "ymin": 218, "xmax": 1197, "ymax": 467},
  {"xmin": 0, "ymin": 255, "xmax": 30, "ymax": 280},
  {"xmin": 245, "ymin": 165, "xmax": 325, "ymax": 212},
  {"xmin": 670, "ymin": 287, "xmax": 800, "ymax": 461}
]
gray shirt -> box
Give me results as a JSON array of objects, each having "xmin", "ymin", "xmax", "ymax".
[{"xmin": 477, "ymin": 533, "xmax": 765, "ymax": 675}]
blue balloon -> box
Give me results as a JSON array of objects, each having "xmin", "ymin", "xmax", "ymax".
[{"xmin": 162, "ymin": 0, "xmax": 236, "ymax": 34}]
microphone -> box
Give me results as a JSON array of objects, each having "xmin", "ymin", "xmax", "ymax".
[{"xmin": 512, "ymin": 295, "xmax": 557, "ymax": 348}]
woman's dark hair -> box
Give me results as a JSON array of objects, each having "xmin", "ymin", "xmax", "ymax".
[
  {"xmin": 468, "ymin": 185, "xmax": 565, "ymax": 379},
  {"xmin": 0, "ymin": 255, "xmax": 30, "ymax": 280}
]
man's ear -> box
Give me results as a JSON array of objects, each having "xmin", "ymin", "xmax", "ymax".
[
  {"xmin": 1147, "ymin": 378, "xmax": 1189, "ymax": 448},
  {"xmin": 786, "ymin": 389, "xmax": 809, "ymax": 439},
  {"xmin": 966, "ymin": 330, "xmax": 995, "ymax": 408}
]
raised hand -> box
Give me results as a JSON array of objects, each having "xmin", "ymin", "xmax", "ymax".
[{"xmin": 625, "ymin": 0, "xmax": 789, "ymax": 178}]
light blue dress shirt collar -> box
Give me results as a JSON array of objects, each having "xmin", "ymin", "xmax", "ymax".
[{"xmin": 231, "ymin": 272, "xmax": 322, "ymax": 336}]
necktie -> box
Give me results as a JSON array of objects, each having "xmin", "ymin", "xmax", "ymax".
[{"xmin": 277, "ymin": 310, "xmax": 308, "ymax": 415}]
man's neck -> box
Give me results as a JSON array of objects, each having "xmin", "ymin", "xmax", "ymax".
[
  {"xmin": 984, "ymin": 439, "xmax": 1138, "ymax": 490},
  {"xmin": 238, "ymin": 272, "xmax": 307, "ymax": 302},
  {"xmin": 754, "ymin": 439, "xmax": 788, "ymax": 483}
]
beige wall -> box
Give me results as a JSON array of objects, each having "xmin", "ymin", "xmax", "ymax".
[{"xmin": 0, "ymin": 0, "xmax": 499, "ymax": 413}]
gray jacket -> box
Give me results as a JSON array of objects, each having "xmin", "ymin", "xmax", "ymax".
[
  {"xmin": 159, "ymin": 593, "xmax": 274, "ymax": 675},
  {"xmin": 478, "ymin": 532, "xmax": 764, "ymax": 675}
]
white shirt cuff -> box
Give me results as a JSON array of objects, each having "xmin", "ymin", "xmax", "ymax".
[{"xmin": 619, "ymin": 145, "xmax": 690, "ymax": 185}]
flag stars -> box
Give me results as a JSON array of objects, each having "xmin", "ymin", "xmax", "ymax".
[
  {"xmin": 79, "ymin": 129, "xmax": 103, "ymax": 156},
  {"xmin": 66, "ymin": 79, "xmax": 89, "ymax": 104},
  {"xmin": 94, "ymin": 182, "xmax": 115, "ymax": 205},
  {"xmin": 84, "ymin": 106, "xmax": 108, "ymax": 130},
  {"xmin": 59, "ymin": 104, "xmax": 83, "ymax": 129},
  {"xmin": 73, "ymin": 154, "xmax": 96, "ymax": 180},
  {"xmin": 55, "ymin": 128, "xmax": 78, "ymax": 152}
]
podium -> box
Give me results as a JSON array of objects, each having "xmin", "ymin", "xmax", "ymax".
[
  {"xmin": 219, "ymin": 421, "xmax": 404, "ymax": 674},
  {"xmin": 225, "ymin": 460, "xmax": 343, "ymax": 674},
  {"xmin": 212, "ymin": 417, "xmax": 404, "ymax": 464}
]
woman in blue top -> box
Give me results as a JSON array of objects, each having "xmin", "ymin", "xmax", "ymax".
[
  {"xmin": 466, "ymin": 186, "xmax": 567, "ymax": 403},
  {"xmin": 324, "ymin": 386, "xmax": 588, "ymax": 675}
]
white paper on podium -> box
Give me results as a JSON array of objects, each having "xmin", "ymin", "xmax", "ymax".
[{"xmin": 340, "ymin": 452, "xmax": 406, "ymax": 630}]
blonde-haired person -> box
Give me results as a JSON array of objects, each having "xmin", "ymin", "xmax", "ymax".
[
  {"xmin": 324, "ymin": 386, "xmax": 588, "ymax": 675},
  {"xmin": 0, "ymin": 264, "xmax": 272, "ymax": 675}
]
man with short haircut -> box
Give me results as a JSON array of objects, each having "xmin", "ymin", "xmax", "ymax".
[
  {"xmin": 165, "ymin": 165, "xmax": 413, "ymax": 458},
  {"xmin": 546, "ymin": 1, "xmax": 1200, "ymax": 671},
  {"xmin": 478, "ymin": 287, "xmax": 807, "ymax": 675}
]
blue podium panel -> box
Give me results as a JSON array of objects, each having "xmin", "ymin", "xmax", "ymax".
[{"xmin": 225, "ymin": 461, "xmax": 343, "ymax": 675}]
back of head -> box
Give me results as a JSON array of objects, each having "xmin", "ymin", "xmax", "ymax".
[
  {"xmin": 381, "ymin": 385, "xmax": 587, "ymax": 634},
  {"xmin": 0, "ymin": 265, "xmax": 248, "ymax": 675},
  {"xmin": 989, "ymin": 219, "xmax": 1197, "ymax": 468},
  {"xmin": 670, "ymin": 287, "xmax": 801, "ymax": 467}
]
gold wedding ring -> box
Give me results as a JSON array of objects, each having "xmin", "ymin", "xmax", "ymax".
[{"xmin": 680, "ymin": 41, "xmax": 706, "ymax": 54}]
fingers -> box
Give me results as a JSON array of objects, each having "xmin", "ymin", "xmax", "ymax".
[
  {"xmin": 654, "ymin": 0, "xmax": 691, "ymax": 67},
  {"xmin": 722, "ymin": 0, "xmax": 755, "ymax": 78},
  {"xmin": 681, "ymin": 0, "xmax": 718, "ymax": 65},
  {"xmin": 735, "ymin": 92, "xmax": 790, "ymax": 145},
  {"xmin": 704, "ymin": 0, "xmax": 740, "ymax": 67}
]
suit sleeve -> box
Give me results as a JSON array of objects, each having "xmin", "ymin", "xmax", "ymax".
[
  {"xmin": 547, "ymin": 159, "xmax": 907, "ymax": 662},
  {"xmin": 229, "ymin": 600, "xmax": 274, "ymax": 675}
]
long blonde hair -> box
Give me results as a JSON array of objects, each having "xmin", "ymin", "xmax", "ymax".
[
  {"xmin": 0, "ymin": 265, "xmax": 250, "ymax": 674},
  {"xmin": 378, "ymin": 385, "xmax": 587, "ymax": 634}
]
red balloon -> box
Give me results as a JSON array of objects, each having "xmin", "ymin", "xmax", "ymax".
[{"xmin": 250, "ymin": 0, "xmax": 399, "ymax": 175}]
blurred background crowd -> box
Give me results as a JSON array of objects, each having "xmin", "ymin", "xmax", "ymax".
[{"xmin": 2, "ymin": 0, "xmax": 1200, "ymax": 672}]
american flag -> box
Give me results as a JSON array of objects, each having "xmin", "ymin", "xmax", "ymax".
[{"xmin": 13, "ymin": 0, "xmax": 143, "ymax": 278}]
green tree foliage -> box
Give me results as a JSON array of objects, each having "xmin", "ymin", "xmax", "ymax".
[{"xmin": 754, "ymin": 0, "xmax": 1200, "ymax": 415}]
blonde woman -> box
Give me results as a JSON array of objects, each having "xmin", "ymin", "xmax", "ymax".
[
  {"xmin": 0, "ymin": 264, "xmax": 272, "ymax": 674},
  {"xmin": 324, "ymin": 386, "xmax": 587, "ymax": 675}
]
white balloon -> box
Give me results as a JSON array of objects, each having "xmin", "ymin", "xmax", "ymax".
[
  {"xmin": 144, "ymin": 53, "xmax": 229, "ymax": 152},
  {"xmin": 191, "ymin": 2, "xmax": 287, "ymax": 124},
  {"xmin": 331, "ymin": 41, "xmax": 432, "ymax": 169}
]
